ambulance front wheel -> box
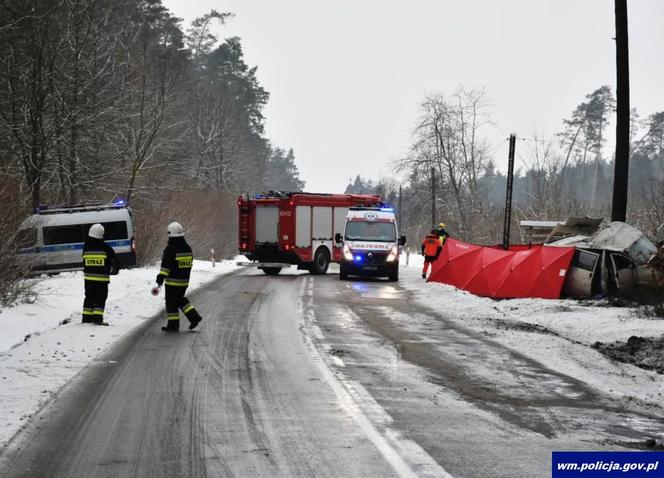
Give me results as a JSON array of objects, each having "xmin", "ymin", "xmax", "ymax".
[
  {"xmin": 311, "ymin": 248, "xmax": 330, "ymax": 275},
  {"xmin": 388, "ymin": 263, "xmax": 399, "ymax": 281}
]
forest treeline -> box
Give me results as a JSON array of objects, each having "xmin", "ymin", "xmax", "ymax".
[
  {"xmin": 347, "ymin": 86, "xmax": 664, "ymax": 247},
  {"xmin": 0, "ymin": 0, "xmax": 305, "ymax": 283}
]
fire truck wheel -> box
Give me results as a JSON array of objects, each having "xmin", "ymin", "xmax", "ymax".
[
  {"xmin": 311, "ymin": 248, "xmax": 330, "ymax": 275},
  {"xmin": 261, "ymin": 267, "xmax": 282, "ymax": 275}
]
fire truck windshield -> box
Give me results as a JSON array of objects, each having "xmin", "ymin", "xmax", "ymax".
[{"xmin": 345, "ymin": 222, "xmax": 396, "ymax": 242}]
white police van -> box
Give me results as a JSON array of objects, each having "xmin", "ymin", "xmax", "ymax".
[
  {"xmin": 335, "ymin": 206, "xmax": 406, "ymax": 281},
  {"xmin": 19, "ymin": 199, "xmax": 137, "ymax": 274}
]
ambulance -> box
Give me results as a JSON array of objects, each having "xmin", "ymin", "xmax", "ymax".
[{"xmin": 335, "ymin": 206, "xmax": 406, "ymax": 281}]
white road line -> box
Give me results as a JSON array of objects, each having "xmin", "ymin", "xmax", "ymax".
[
  {"xmin": 330, "ymin": 355, "xmax": 346, "ymax": 368},
  {"xmin": 310, "ymin": 324, "xmax": 325, "ymax": 341},
  {"xmin": 298, "ymin": 279, "xmax": 453, "ymax": 478}
]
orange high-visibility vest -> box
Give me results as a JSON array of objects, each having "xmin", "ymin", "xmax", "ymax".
[{"xmin": 422, "ymin": 235, "xmax": 440, "ymax": 256}]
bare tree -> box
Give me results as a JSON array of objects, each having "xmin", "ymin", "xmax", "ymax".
[
  {"xmin": 517, "ymin": 128, "xmax": 565, "ymax": 220},
  {"xmin": 0, "ymin": 2, "xmax": 68, "ymax": 207},
  {"xmin": 400, "ymin": 88, "xmax": 492, "ymax": 240},
  {"xmin": 106, "ymin": 3, "xmax": 188, "ymax": 205}
]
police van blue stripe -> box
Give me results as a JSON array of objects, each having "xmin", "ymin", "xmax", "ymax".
[{"xmin": 22, "ymin": 239, "xmax": 132, "ymax": 254}]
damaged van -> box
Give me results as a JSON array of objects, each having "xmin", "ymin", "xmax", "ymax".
[{"xmin": 548, "ymin": 222, "xmax": 660, "ymax": 299}]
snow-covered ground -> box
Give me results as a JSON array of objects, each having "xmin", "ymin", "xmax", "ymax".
[
  {"xmin": 401, "ymin": 252, "xmax": 664, "ymax": 407},
  {"xmin": 0, "ymin": 259, "xmax": 243, "ymax": 446},
  {"xmin": 2, "ymin": 252, "xmax": 663, "ymax": 448}
]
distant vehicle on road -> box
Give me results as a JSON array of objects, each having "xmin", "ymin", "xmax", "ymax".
[
  {"xmin": 19, "ymin": 199, "xmax": 137, "ymax": 274},
  {"xmin": 336, "ymin": 206, "xmax": 406, "ymax": 281},
  {"xmin": 238, "ymin": 191, "xmax": 382, "ymax": 275}
]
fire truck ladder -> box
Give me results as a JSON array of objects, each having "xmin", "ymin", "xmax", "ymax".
[{"xmin": 239, "ymin": 194, "xmax": 250, "ymax": 250}]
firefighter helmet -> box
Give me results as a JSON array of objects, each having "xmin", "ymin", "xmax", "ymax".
[
  {"xmin": 88, "ymin": 223, "xmax": 105, "ymax": 239},
  {"xmin": 438, "ymin": 223, "xmax": 446, "ymax": 229},
  {"xmin": 167, "ymin": 222, "xmax": 184, "ymax": 237}
]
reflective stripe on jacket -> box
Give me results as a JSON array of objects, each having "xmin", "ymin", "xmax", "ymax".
[
  {"xmin": 82, "ymin": 238, "xmax": 117, "ymax": 282},
  {"xmin": 157, "ymin": 237, "xmax": 194, "ymax": 287},
  {"xmin": 436, "ymin": 229, "xmax": 449, "ymax": 246}
]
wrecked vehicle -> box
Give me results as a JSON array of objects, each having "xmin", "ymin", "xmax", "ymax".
[
  {"xmin": 547, "ymin": 222, "xmax": 662, "ymax": 299},
  {"xmin": 427, "ymin": 219, "xmax": 663, "ymax": 301}
]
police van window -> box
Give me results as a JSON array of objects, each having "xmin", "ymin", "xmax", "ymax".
[
  {"xmin": 80, "ymin": 222, "xmax": 128, "ymax": 241},
  {"xmin": 43, "ymin": 225, "xmax": 86, "ymax": 245},
  {"xmin": 99, "ymin": 222, "xmax": 128, "ymax": 240},
  {"xmin": 43, "ymin": 221, "xmax": 128, "ymax": 245}
]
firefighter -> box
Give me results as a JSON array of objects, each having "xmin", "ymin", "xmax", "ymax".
[
  {"xmin": 436, "ymin": 222, "xmax": 450, "ymax": 246},
  {"xmin": 421, "ymin": 229, "xmax": 442, "ymax": 279},
  {"xmin": 153, "ymin": 222, "xmax": 203, "ymax": 332},
  {"xmin": 82, "ymin": 223, "xmax": 118, "ymax": 325}
]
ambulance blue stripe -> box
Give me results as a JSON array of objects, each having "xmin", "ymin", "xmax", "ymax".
[{"xmin": 22, "ymin": 239, "xmax": 132, "ymax": 254}]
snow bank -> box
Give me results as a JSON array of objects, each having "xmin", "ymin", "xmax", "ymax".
[
  {"xmin": 400, "ymin": 253, "xmax": 664, "ymax": 406},
  {"xmin": 0, "ymin": 259, "xmax": 241, "ymax": 446}
]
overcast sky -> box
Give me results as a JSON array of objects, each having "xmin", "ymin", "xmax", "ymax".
[{"xmin": 164, "ymin": 0, "xmax": 664, "ymax": 193}]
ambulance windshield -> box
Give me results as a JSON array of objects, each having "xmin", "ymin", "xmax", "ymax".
[{"xmin": 345, "ymin": 221, "xmax": 396, "ymax": 242}]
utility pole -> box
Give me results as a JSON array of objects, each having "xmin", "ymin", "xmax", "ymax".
[
  {"xmin": 502, "ymin": 134, "xmax": 517, "ymax": 250},
  {"xmin": 398, "ymin": 184, "xmax": 403, "ymax": 225},
  {"xmin": 431, "ymin": 167, "xmax": 436, "ymax": 230},
  {"xmin": 611, "ymin": 0, "xmax": 630, "ymax": 222}
]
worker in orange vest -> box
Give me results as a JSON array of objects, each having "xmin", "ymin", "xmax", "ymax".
[{"xmin": 421, "ymin": 229, "xmax": 443, "ymax": 279}]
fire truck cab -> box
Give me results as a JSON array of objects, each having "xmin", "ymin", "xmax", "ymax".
[{"xmin": 238, "ymin": 192, "xmax": 382, "ymax": 275}]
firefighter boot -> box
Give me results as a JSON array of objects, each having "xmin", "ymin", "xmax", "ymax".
[
  {"xmin": 82, "ymin": 308, "xmax": 94, "ymax": 324},
  {"xmin": 422, "ymin": 260, "xmax": 431, "ymax": 279},
  {"xmin": 184, "ymin": 305, "xmax": 202, "ymax": 330},
  {"xmin": 178, "ymin": 301, "xmax": 202, "ymax": 330},
  {"xmin": 188, "ymin": 314, "xmax": 202, "ymax": 330},
  {"xmin": 162, "ymin": 313, "xmax": 180, "ymax": 332},
  {"xmin": 92, "ymin": 307, "xmax": 109, "ymax": 326}
]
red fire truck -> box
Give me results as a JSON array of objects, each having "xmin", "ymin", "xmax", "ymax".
[{"xmin": 238, "ymin": 191, "xmax": 382, "ymax": 275}]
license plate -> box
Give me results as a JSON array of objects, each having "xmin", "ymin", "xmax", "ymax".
[{"xmin": 362, "ymin": 266, "xmax": 378, "ymax": 270}]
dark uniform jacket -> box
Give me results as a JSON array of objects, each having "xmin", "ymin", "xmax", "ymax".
[
  {"xmin": 421, "ymin": 234, "xmax": 442, "ymax": 259},
  {"xmin": 156, "ymin": 237, "xmax": 194, "ymax": 287},
  {"xmin": 82, "ymin": 237, "xmax": 118, "ymax": 282}
]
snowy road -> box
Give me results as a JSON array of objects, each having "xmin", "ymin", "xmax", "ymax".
[{"xmin": 1, "ymin": 268, "xmax": 663, "ymax": 477}]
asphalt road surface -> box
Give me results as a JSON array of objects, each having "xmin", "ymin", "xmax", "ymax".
[{"xmin": 1, "ymin": 268, "xmax": 663, "ymax": 478}]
